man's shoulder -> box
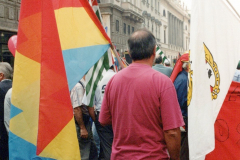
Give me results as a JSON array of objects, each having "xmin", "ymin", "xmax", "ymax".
[
  {"xmin": 166, "ymin": 67, "xmax": 173, "ymax": 71},
  {"xmin": 175, "ymin": 71, "xmax": 187, "ymax": 82}
]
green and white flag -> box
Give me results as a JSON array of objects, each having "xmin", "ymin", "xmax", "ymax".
[
  {"xmin": 156, "ymin": 45, "xmax": 167, "ymax": 63},
  {"xmin": 85, "ymin": 0, "xmax": 113, "ymax": 107}
]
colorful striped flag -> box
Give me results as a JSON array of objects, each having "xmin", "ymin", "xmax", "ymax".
[
  {"xmin": 156, "ymin": 45, "xmax": 167, "ymax": 63},
  {"xmin": 85, "ymin": 0, "xmax": 113, "ymax": 107},
  {"xmin": 9, "ymin": 0, "xmax": 111, "ymax": 159}
]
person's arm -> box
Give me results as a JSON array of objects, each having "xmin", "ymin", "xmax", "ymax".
[
  {"xmin": 164, "ymin": 128, "xmax": 181, "ymax": 160},
  {"xmin": 74, "ymin": 107, "xmax": 88, "ymax": 139},
  {"xmin": 4, "ymin": 88, "xmax": 12, "ymax": 134},
  {"xmin": 87, "ymin": 106, "xmax": 96, "ymax": 122}
]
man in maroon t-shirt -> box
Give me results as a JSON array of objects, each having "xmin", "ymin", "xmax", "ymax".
[{"xmin": 99, "ymin": 28, "xmax": 184, "ymax": 160}]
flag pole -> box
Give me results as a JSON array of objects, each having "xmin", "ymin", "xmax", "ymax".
[
  {"xmin": 226, "ymin": 0, "xmax": 240, "ymax": 19},
  {"xmin": 110, "ymin": 43, "xmax": 126, "ymax": 69}
]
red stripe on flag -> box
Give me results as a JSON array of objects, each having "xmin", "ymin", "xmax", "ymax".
[
  {"xmin": 37, "ymin": 0, "xmax": 73, "ymax": 155},
  {"xmin": 79, "ymin": 0, "xmax": 111, "ymax": 44},
  {"xmin": 16, "ymin": 0, "xmax": 42, "ymax": 63},
  {"xmin": 92, "ymin": 0, "xmax": 98, "ymax": 6},
  {"xmin": 206, "ymin": 81, "xmax": 240, "ymax": 160},
  {"xmin": 52, "ymin": 0, "xmax": 83, "ymax": 10}
]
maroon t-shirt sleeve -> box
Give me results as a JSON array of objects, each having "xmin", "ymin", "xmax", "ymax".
[
  {"xmin": 99, "ymin": 79, "xmax": 112, "ymax": 126},
  {"xmin": 157, "ymin": 76, "xmax": 185, "ymax": 131}
]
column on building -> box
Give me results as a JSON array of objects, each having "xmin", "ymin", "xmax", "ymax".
[
  {"xmin": 168, "ymin": 12, "xmax": 171, "ymax": 44},
  {"xmin": 176, "ymin": 18, "xmax": 179, "ymax": 47}
]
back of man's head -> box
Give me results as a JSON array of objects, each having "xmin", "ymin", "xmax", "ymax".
[
  {"xmin": 128, "ymin": 28, "xmax": 156, "ymax": 61},
  {"xmin": 0, "ymin": 62, "xmax": 13, "ymax": 80},
  {"xmin": 155, "ymin": 55, "xmax": 162, "ymax": 64}
]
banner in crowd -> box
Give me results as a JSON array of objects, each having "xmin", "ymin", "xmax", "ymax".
[
  {"xmin": 9, "ymin": 0, "xmax": 111, "ymax": 159},
  {"xmin": 188, "ymin": 0, "xmax": 240, "ymax": 159},
  {"xmin": 206, "ymin": 81, "xmax": 240, "ymax": 160},
  {"xmin": 85, "ymin": 0, "xmax": 113, "ymax": 107}
]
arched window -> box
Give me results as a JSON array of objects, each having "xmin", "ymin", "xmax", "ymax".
[{"xmin": 163, "ymin": 10, "xmax": 166, "ymax": 17}]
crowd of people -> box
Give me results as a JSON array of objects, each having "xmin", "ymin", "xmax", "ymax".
[
  {"xmin": 69, "ymin": 28, "xmax": 187, "ymax": 160},
  {"xmin": 1, "ymin": 28, "xmax": 240, "ymax": 160}
]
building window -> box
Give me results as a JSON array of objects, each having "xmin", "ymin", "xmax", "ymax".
[
  {"xmin": 128, "ymin": 25, "xmax": 130, "ymax": 35},
  {"xmin": 164, "ymin": 29, "xmax": 166, "ymax": 43},
  {"xmin": 152, "ymin": 24, "xmax": 154, "ymax": 33},
  {"xmin": 116, "ymin": 20, "xmax": 119, "ymax": 32},
  {"xmin": 132, "ymin": 27, "xmax": 134, "ymax": 33},
  {"xmin": 123, "ymin": 23, "xmax": 126, "ymax": 34},
  {"xmin": 97, "ymin": 0, "xmax": 100, "ymax": 3},
  {"xmin": 0, "ymin": 31, "xmax": 16, "ymax": 67},
  {"xmin": 185, "ymin": 25, "xmax": 187, "ymax": 30},
  {"xmin": 163, "ymin": 10, "xmax": 166, "ymax": 17}
]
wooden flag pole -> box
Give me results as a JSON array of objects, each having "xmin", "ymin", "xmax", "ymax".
[{"xmin": 110, "ymin": 43, "xmax": 126, "ymax": 69}]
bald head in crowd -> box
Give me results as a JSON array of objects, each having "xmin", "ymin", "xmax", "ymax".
[
  {"xmin": 0, "ymin": 62, "xmax": 13, "ymax": 81},
  {"xmin": 128, "ymin": 28, "xmax": 156, "ymax": 62}
]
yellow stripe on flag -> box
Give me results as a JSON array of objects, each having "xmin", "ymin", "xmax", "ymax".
[
  {"xmin": 10, "ymin": 51, "xmax": 40, "ymax": 145},
  {"xmin": 54, "ymin": 7, "xmax": 109, "ymax": 50},
  {"xmin": 39, "ymin": 118, "xmax": 81, "ymax": 160}
]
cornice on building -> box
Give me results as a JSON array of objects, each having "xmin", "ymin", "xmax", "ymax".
[
  {"xmin": 99, "ymin": 2, "xmax": 144, "ymax": 23},
  {"xmin": 165, "ymin": 0, "xmax": 190, "ymax": 19}
]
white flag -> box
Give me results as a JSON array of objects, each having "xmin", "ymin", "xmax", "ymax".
[{"xmin": 188, "ymin": 0, "xmax": 240, "ymax": 159}]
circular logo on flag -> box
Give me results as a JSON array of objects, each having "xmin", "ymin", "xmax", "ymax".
[{"xmin": 204, "ymin": 43, "xmax": 220, "ymax": 100}]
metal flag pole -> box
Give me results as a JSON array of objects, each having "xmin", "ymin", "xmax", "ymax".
[
  {"xmin": 110, "ymin": 43, "xmax": 126, "ymax": 69},
  {"xmin": 226, "ymin": 0, "xmax": 240, "ymax": 19}
]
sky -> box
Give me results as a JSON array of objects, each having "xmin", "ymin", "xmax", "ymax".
[{"xmin": 182, "ymin": 0, "xmax": 240, "ymax": 14}]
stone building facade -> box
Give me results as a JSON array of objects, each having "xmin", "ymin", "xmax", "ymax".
[
  {"xmin": 0, "ymin": 0, "xmax": 190, "ymax": 66},
  {"xmin": 99, "ymin": 0, "xmax": 190, "ymax": 65},
  {"xmin": 99, "ymin": 0, "xmax": 144, "ymax": 56},
  {"xmin": 0, "ymin": 0, "xmax": 20, "ymax": 66}
]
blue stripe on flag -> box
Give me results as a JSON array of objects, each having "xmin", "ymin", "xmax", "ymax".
[
  {"xmin": 9, "ymin": 131, "xmax": 55, "ymax": 160},
  {"xmin": 62, "ymin": 44, "xmax": 110, "ymax": 90},
  {"xmin": 10, "ymin": 104, "xmax": 23, "ymax": 119}
]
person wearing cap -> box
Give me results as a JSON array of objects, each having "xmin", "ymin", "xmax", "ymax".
[
  {"xmin": 152, "ymin": 55, "xmax": 172, "ymax": 77},
  {"xmin": 233, "ymin": 60, "xmax": 240, "ymax": 82},
  {"xmin": 172, "ymin": 54, "xmax": 189, "ymax": 160},
  {"xmin": 164, "ymin": 58, "xmax": 171, "ymax": 66}
]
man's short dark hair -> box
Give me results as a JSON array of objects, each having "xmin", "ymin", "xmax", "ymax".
[
  {"xmin": 155, "ymin": 56, "xmax": 162, "ymax": 64},
  {"xmin": 128, "ymin": 28, "xmax": 156, "ymax": 61}
]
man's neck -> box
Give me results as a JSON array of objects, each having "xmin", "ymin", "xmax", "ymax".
[{"xmin": 132, "ymin": 56, "xmax": 154, "ymax": 67}]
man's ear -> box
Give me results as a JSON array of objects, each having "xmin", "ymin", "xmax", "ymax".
[
  {"xmin": 153, "ymin": 46, "xmax": 156, "ymax": 58},
  {"xmin": 0, "ymin": 73, "xmax": 4, "ymax": 81}
]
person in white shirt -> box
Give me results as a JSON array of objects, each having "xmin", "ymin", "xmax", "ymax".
[
  {"xmin": 92, "ymin": 65, "xmax": 116, "ymax": 160},
  {"xmin": 70, "ymin": 77, "xmax": 98, "ymax": 160},
  {"xmin": 4, "ymin": 88, "xmax": 12, "ymax": 134}
]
